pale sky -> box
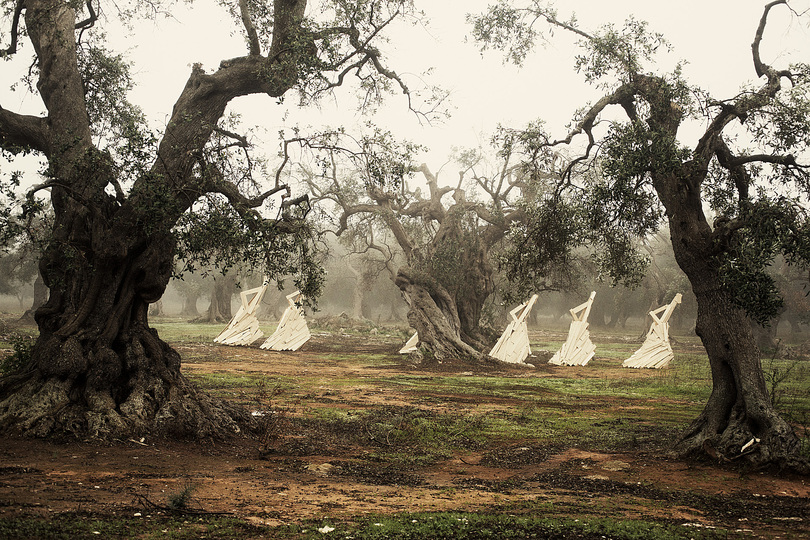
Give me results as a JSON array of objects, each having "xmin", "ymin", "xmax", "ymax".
[{"xmin": 2, "ymin": 0, "xmax": 809, "ymax": 187}]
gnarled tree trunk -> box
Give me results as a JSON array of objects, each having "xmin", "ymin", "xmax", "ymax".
[
  {"xmin": 395, "ymin": 267, "xmax": 492, "ymax": 365},
  {"xmin": 0, "ymin": 218, "xmax": 246, "ymax": 439},
  {"xmin": 663, "ymin": 180, "xmax": 802, "ymax": 469},
  {"xmin": 395, "ymin": 205, "xmax": 498, "ymax": 365}
]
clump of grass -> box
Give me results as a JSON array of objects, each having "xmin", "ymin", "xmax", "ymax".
[{"xmin": 167, "ymin": 481, "xmax": 199, "ymax": 511}]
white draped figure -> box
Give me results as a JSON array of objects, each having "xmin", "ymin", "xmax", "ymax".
[
  {"xmin": 548, "ymin": 291, "xmax": 597, "ymax": 366},
  {"xmin": 489, "ymin": 294, "xmax": 539, "ymax": 364},
  {"xmin": 623, "ymin": 293, "xmax": 682, "ymax": 369},
  {"xmin": 260, "ymin": 291, "xmax": 311, "ymax": 351},
  {"xmin": 399, "ymin": 332, "xmax": 419, "ymax": 354},
  {"xmin": 213, "ymin": 279, "xmax": 269, "ymax": 346}
]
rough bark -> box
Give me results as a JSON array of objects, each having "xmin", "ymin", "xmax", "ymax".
[
  {"xmin": 673, "ymin": 287, "xmax": 801, "ymax": 469},
  {"xmin": 0, "ymin": 226, "xmax": 247, "ymax": 439},
  {"xmin": 394, "ymin": 267, "xmax": 492, "ymax": 365},
  {"xmin": 659, "ymin": 170, "xmax": 803, "ymax": 470},
  {"xmin": 397, "ymin": 204, "xmax": 498, "ymax": 363},
  {"xmin": 0, "ymin": 0, "xmax": 320, "ymax": 439},
  {"xmin": 450, "ymin": 232, "xmax": 498, "ymax": 350}
]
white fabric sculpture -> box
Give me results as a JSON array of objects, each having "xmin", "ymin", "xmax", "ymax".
[
  {"xmin": 260, "ymin": 291, "xmax": 311, "ymax": 351},
  {"xmin": 548, "ymin": 291, "xmax": 597, "ymax": 366},
  {"xmin": 623, "ymin": 293, "xmax": 682, "ymax": 369},
  {"xmin": 489, "ymin": 294, "xmax": 539, "ymax": 364},
  {"xmin": 399, "ymin": 332, "xmax": 419, "ymax": 354},
  {"xmin": 213, "ymin": 280, "xmax": 269, "ymax": 346}
]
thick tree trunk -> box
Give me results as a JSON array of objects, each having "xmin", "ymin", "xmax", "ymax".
[
  {"xmin": 664, "ymin": 194, "xmax": 803, "ymax": 469},
  {"xmin": 149, "ymin": 300, "xmax": 165, "ymax": 317},
  {"xmin": 674, "ymin": 286, "xmax": 802, "ymax": 469},
  {"xmin": 454, "ymin": 251, "xmax": 498, "ymax": 350},
  {"xmin": 0, "ymin": 231, "xmax": 247, "ymax": 439},
  {"xmin": 431, "ymin": 209, "xmax": 497, "ymax": 351},
  {"xmin": 394, "ymin": 267, "xmax": 494, "ymax": 365},
  {"xmin": 198, "ymin": 276, "xmax": 236, "ymax": 323},
  {"xmin": 0, "ymin": 0, "xmax": 317, "ymax": 442},
  {"xmin": 180, "ymin": 292, "xmax": 200, "ymax": 318}
]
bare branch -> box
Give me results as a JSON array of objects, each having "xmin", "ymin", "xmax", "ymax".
[
  {"xmin": 0, "ymin": 0, "xmax": 24, "ymax": 58},
  {"xmin": 74, "ymin": 1, "xmax": 97, "ymax": 29},
  {"xmin": 752, "ymin": 0, "xmax": 788, "ymax": 78},
  {"xmin": 199, "ymin": 160, "xmax": 289, "ymax": 211},
  {"xmin": 238, "ymin": 0, "xmax": 261, "ymax": 55}
]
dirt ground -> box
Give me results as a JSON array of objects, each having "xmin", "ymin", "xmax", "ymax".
[{"xmin": 0, "ymin": 331, "xmax": 808, "ymax": 538}]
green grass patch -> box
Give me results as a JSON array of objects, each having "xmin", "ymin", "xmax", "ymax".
[
  {"xmin": 0, "ymin": 514, "xmax": 260, "ymax": 540},
  {"xmin": 282, "ymin": 512, "xmax": 729, "ymax": 539},
  {"xmin": 0, "ymin": 511, "xmax": 732, "ymax": 539}
]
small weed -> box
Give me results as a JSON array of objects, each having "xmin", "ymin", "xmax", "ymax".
[
  {"xmin": 763, "ymin": 353, "xmax": 800, "ymax": 408},
  {"xmin": 252, "ymin": 378, "xmax": 292, "ymax": 456},
  {"xmin": 167, "ymin": 480, "xmax": 199, "ymax": 511},
  {"xmin": 0, "ymin": 333, "xmax": 35, "ymax": 375}
]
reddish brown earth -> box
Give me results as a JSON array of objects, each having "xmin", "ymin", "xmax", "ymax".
[{"xmin": 0, "ymin": 328, "xmax": 808, "ymax": 538}]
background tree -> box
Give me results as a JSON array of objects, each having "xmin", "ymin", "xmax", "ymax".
[
  {"xmin": 303, "ymin": 128, "xmax": 573, "ymax": 363},
  {"xmin": 170, "ymin": 267, "xmax": 207, "ymax": 319},
  {"xmin": 471, "ymin": 0, "xmax": 810, "ymax": 469},
  {"xmin": 750, "ymin": 257, "xmax": 810, "ymax": 350},
  {"xmin": 201, "ymin": 273, "xmax": 238, "ymax": 324},
  {"xmin": 0, "ymin": 205, "xmax": 52, "ymax": 320},
  {"xmin": 779, "ymin": 262, "xmax": 810, "ymax": 335},
  {"xmin": 0, "ymin": 0, "xmax": 426, "ymax": 439},
  {"xmin": 0, "ymin": 246, "xmax": 38, "ymax": 311},
  {"xmin": 337, "ymin": 217, "xmax": 402, "ymax": 321}
]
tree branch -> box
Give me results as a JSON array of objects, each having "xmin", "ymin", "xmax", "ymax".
[
  {"xmin": 0, "ymin": 106, "xmax": 51, "ymax": 154},
  {"xmin": 74, "ymin": 0, "xmax": 97, "ymax": 29},
  {"xmin": 752, "ymin": 0, "xmax": 787, "ymax": 78},
  {"xmin": 713, "ymin": 136, "xmax": 752, "ymax": 203},
  {"xmin": 200, "ymin": 162, "xmax": 290, "ymax": 210},
  {"xmin": 549, "ymin": 84, "xmax": 636, "ymax": 181},
  {"xmin": 238, "ymin": 0, "xmax": 261, "ymax": 55},
  {"xmin": 0, "ymin": 0, "xmax": 24, "ymax": 58}
]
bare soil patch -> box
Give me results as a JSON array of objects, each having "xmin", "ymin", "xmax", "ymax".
[{"xmin": 0, "ymin": 329, "xmax": 808, "ymax": 538}]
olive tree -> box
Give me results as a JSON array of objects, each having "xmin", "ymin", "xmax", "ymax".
[
  {"xmin": 471, "ymin": 1, "xmax": 810, "ymax": 469},
  {"xmin": 300, "ymin": 128, "xmax": 574, "ymax": 364},
  {"xmin": 0, "ymin": 0, "xmax": 425, "ymax": 439}
]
